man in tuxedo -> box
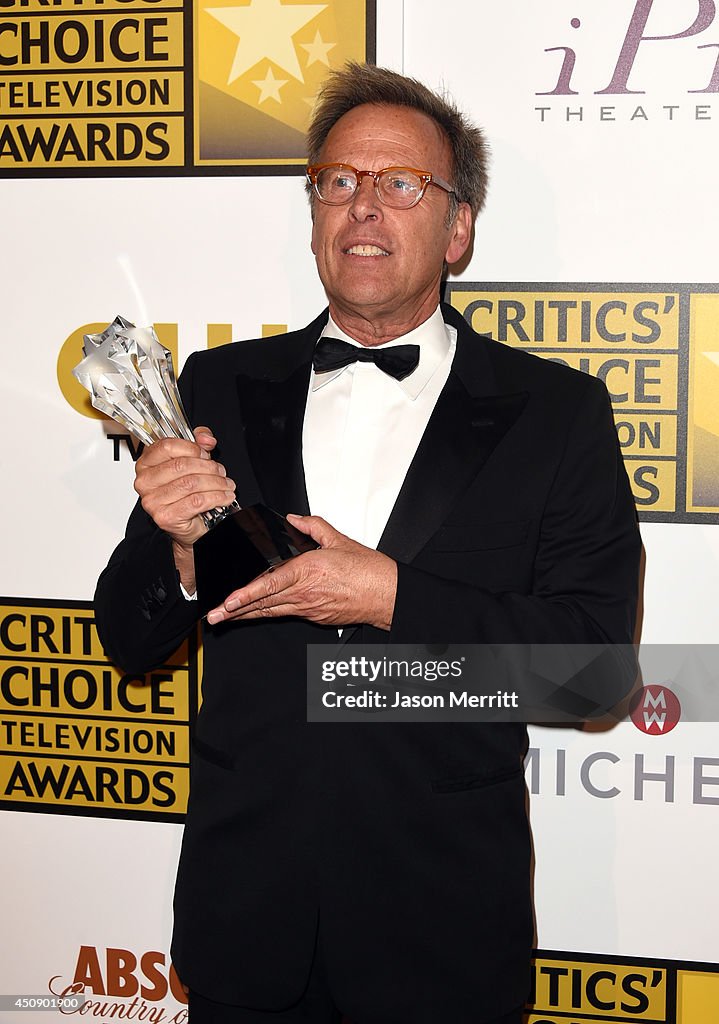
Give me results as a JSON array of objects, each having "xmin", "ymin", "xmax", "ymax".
[{"xmin": 95, "ymin": 63, "xmax": 641, "ymax": 1024}]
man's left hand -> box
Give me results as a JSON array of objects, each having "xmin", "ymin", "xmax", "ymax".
[{"xmin": 205, "ymin": 514, "xmax": 397, "ymax": 630}]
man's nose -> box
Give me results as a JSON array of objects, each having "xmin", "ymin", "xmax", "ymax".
[{"xmin": 348, "ymin": 175, "xmax": 382, "ymax": 221}]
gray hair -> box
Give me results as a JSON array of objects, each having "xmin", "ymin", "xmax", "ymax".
[{"xmin": 306, "ymin": 62, "xmax": 489, "ymax": 222}]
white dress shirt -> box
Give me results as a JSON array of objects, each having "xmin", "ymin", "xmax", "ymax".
[
  {"xmin": 303, "ymin": 306, "xmax": 457, "ymax": 549},
  {"xmin": 182, "ymin": 307, "xmax": 456, "ymax": 601}
]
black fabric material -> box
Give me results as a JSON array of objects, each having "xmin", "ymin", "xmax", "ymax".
[
  {"xmin": 313, "ymin": 336, "xmax": 420, "ymax": 380},
  {"xmin": 94, "ymin": 303, "xmax": 641, "ymax": 1022},
  {"xmin": 187, "ymin": 935, "xmax": 341, "ymax": 1023}
]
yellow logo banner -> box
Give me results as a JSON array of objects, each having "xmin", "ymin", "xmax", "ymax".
[
  {"xmin": 0, "ymin": 0, "xmax": 375, "ymax": 173},
  {"xmin": 528, "ymin": 951, "xmax": 719, "ymax": 1024},
  {"xmin": 447, "ymin": 283, "xmax": 719, "ymax": 522},
  {"xmin": 0, "ymin": 597, "xmax": 200, "ymax": 820}
]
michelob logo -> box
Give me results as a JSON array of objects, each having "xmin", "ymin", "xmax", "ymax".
[
  {"xmin": 0, "ymin": 0, "xmax": 374, "ymax": 174},
  {"xmin": 0, "ymin": 597, "xmax": 200, "ymax": 820},
  {"xmin": 527, "ymin": 950, "xmax": 719, "ymax": 1023},
  {"xmin": 630, "ymin": 684, "xmax": 682, "ymax": 735},
  {"xmin": 194, "ymin": 0, "xmax": 373, "ymax": 166},
  {"xmin": 447, "ymin": 282, "xmax": 719, "ymax": 522}
]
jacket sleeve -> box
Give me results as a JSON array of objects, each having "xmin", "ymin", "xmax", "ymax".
[{"xmin": 93, "ymin": 352, "xmax": 203, "ymax": 674}]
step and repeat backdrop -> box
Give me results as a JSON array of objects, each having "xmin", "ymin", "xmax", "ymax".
[{"xmin": 2, "ymin": 0, "xmax": 718, "ymax": 1021}]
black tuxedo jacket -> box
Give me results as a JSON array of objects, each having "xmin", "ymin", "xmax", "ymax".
[{"xmin": 94, "ymin": 303, "xmax": 641, "ymax": 1023}]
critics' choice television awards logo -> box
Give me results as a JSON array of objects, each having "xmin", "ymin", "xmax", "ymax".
[
  {"xmin": 0, "ymin": 0, "xmax": 374, "ymax": 174},
  {"xmin": 0, "ymin": 598, "xmax": 200, "ymax": 820},
  {"xmin": 527, "ymin": 951, "xmax": 719, "ymax": 1023},
  {"xmin": 630, "ymin": 685, "xmax": 682, "ymax": 734},
  {"xmin": 536, "ymin": 0, "xmax": 719, "ymax": 120},
  {"xmin": 446, "ymin": 282, "xmax": 719, "ymax": 522}
]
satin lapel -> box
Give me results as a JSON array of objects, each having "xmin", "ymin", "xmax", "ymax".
[
  {"xmin": 235, "ymin": 316, "xmax": 326, "ymax": 516},
  {"xmin": 377, "ymin": 310, "xmax": 528, "ymax": 564},
  {"xmin": 377, "ymin": 380, "xmax": 528, "ymax": 563}
]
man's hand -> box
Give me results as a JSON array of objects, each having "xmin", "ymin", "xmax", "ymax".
[
  {"xmin": 206, "ymin": 515, "xmax": 397, "ymax": 631},
  {"xmin": 133, "ymin": 426, "xmax": 236, "ymax": 593}
]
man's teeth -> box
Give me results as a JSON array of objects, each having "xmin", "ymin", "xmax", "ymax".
[{"xmin": 345, "ymin": 245, "xmax": 389, "ymax": 256}]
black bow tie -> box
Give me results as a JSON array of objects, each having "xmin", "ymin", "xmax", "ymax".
[{"xmin": 313, "ymin": 337, "xmax": 420, "ymax": 381}]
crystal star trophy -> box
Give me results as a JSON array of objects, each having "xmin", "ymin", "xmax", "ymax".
[{"xmin": 73, "ymin": 316, "xmax": 317, "ymax": 614}]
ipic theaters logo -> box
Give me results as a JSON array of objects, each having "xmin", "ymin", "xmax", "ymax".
[
  {"xmin": 527, "ymin": 951, "xmax": 719, "ymax": 1023},
  {"xmin": 0, "ymin": 597, "xmax": 200, "ymax": 820},
  {"xmin": 447, "ymin": 282, "xmax": 719, "ymax": 522},
  {"xmin": 536, "ymin": 0, "xmax": 719, "ymax": 122},
  {"xmin": 0, "ymin": 0, "xmax": 374, "ymax": 174}
]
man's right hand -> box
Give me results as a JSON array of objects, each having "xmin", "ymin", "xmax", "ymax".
[{"xmin": 133, "ymin": 427, "xmax": 236, "ymax": 593}]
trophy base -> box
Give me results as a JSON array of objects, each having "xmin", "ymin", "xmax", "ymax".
[{"xmin": 194, "ymin": 503, "xmax": 319, "ymax": 616}]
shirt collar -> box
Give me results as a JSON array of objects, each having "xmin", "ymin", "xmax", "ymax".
[{"xmin": 312, "ymin": 306, "xmax": 456, "ymax": 401}]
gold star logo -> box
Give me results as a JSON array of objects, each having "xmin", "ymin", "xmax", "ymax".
[
  {"xmin": 205, "ymin": 0, "xmax": 327, "ymax": 84},
  {"xmin": 300, "ymin": 29, "xmax": 336, "ymax": 68},
  {"xmin": 253, "ymin": 66, "xmax": 289, "ymax": 103},
  {"xmin": 195, "ymin": 0, "xmax": 370, "ymax": 161}
]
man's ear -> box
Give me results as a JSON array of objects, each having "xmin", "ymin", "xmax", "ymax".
[{"xmin": 445, "ymin": 202, "xmax": 473, "ymax": 266}]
